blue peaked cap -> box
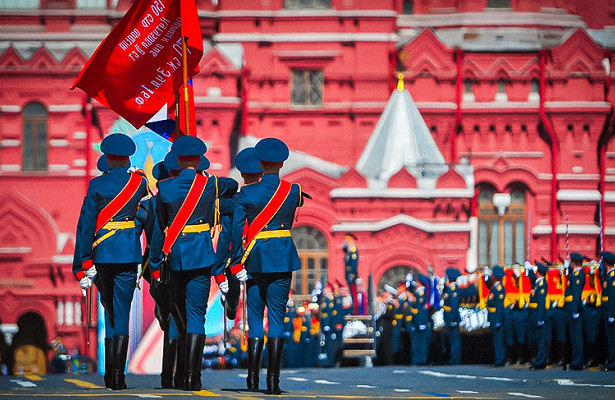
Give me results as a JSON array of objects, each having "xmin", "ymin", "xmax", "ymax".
[
  {"xmin": 601, "ymin": 251, "xmax": 615, "ymax": 262},
  {"xmin": 445, "ymin": 268, "xmax": 461, "ymax": 281},
  {"xmin": 197, "ymin": 155, "xmax": 210, "ymax": 171},
  {"xmin": 171, "ymin": 135, "xmax": 207, "ymax": 157},
  {"xmin": 570, "ymin": 252, "xmax": 584, "ymax": 261},
  {"xmin": 100, "ymin": 133, "xmax": 136, "ymax": 156},
  {"xmin": 535, "ymin": 261, "xmax": 548, "ymax": 273},
  {"xmin": 235, "ymin": 147, "xmax": 262, "ymax": 174},
  {"xmin": 254, "ymin": 137, "xmax": 289, "ymax": 162},
  {"xmin": 163, "ymin": 152, "xmax": 180, "ymax": 171},
  {"xmin": 152, "ymin": 161, "xmax": 169, "ymax": 181},
  {"xmin": 492, "ymin": 265, "xmax": 505, "ymax": 278}
]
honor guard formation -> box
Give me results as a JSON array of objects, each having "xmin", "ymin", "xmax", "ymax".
[{"xmin": 70, "ymin": 133, "xmax": 615, "ymax": 392}]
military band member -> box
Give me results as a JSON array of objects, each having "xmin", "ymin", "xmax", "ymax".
[
  {"xmin": 529, "ymin": 262, "xmax": 548, "ymax": 369},
  {"xmin": 410, "ymin": 274, "xmax": 432, "ymax": 365},
  {"xmin": 443, "ymin": 268, "xmax": 462, "ymax": 365},
  {"xmin": 228, "ymin": 137, "xmax": 304, "ymax": 394},
  {"xmin": 566, "ymin": 252, "xmax": 586, "ymax": 370},
  {"xmin": 488, "ymin": 266, "xmax": 506, "ymax": 367},
  {"xmin": 73, "ymin": 133, "xmax": 148, "ymax": 390},
  {"xmin": 149, "ymin": 135, "xmax": 237, "ymax": 391},
  {"xmin": 602, "ymin": 251, "xmax": 615, "ymax": 371},
  {"xmin": 581, "ymin": 259, "xmax": 602, "ymax": 367},
  {"xmin": 343, "ymin": 233, "xmax": 359, "ymax": 314}
]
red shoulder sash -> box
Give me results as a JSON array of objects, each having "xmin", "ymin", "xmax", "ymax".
[
  {"xmin": 95, "ymin": 172, "xmax": 143, "ymax": 231},
  {"xmin": 244, "ymin": 180, "xmax": 292, "ymax": 248},
  {"xmin": 163, "ymin": 174, "xmax": 208, "ymax": 255}
]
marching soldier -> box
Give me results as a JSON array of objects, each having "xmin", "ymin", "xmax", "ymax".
[
  {"xmin": 544, "ymin": 260, "xmax": 568, "ymax": 367},
  {"xmin": 73, "ymin": 133, "xmax": 148, "ymax": 390},
  {"xmin": 505, "ymin": 264, "xmax": 531, "ymax": 364},
  {"xmin": 601, "ymin": 251, "xmax": 615, "ymax": 371},
  {"xmin": 342, "ymin": 233, "xmax": 359, "ymax": 314},
  {"xmin": 487, "ymin": 266, "xmax": 506, "ymax": 367},
  {"xmin": 410, "ymin": 274, "xmax": 432, "ymax": 365},
  {"xmin": 443, "ymin": 268, "xmax": 462, "ymax": 365},
  {"xmin": 529, "ymin": 262, "xmax": 548, "ymax": 369},
  {"xmin": 581, "ymin": 259, "xmax": 602, "ymax": 367},
  {"xmin": 566, "ymin": 252, "xmax": 586, "ymax": 370},
  {"xmin": 228, "ymin": 137, "xmax": 304, "ymax": 394},
  {"xmin": 149, "ymin": 135, "xmax": 237, "ymax": 391}
]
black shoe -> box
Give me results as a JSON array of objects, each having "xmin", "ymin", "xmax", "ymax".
[
  {"xmin": 569, "ymin": 364, "xmax": 583, "ymax": 371},
  {"xmin": 184, "ymin": 333, "xmax": 205, "ymax": 391},
  {"xmin": 160, "ymin": 332, "xmax": 177, "ymax": 389},
  {"xmin": 530, "ymin": 364, "xmax": 546, "ymax": 370},
  {"xmin": 247, "ymin": 337, "xmax": 264, "ymax": 391},
  {"xmin": 104, "ymin": 338, "xmax": 113, "ymax": 389},
  {"xmin": 266, "ymin": 337, "xmax": 284, "ymax": 395},
  {"xmin": 111, "ymin": 335, "xmax": 129, "ymax": 390}
]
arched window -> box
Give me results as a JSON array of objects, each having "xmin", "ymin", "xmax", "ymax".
[
  {"xmin": 477, "ymin": 185, "xmax": 527, "ymax": 266},
  {"xmin": 529, "ymin": 78, "xmax": 539, "ymax": 101},
  {"xmin": 496, "ymin": 78, "xmax": 508, "ymax": 101},
  {"xmin": 378, "ymin": 265, "xmax": 416, "ymax": 294},
  {"xmin": 292, "ymin": 226, "xmax": 329, "ymax": 298},
  {"xmin": 22, "ymin": 102, "xmax": 48, "ymax": 172},
  {"xmin": 463, "ymin": 78, "xmax": 475, "ymax": 101},
  {"xmin": 402, "ymin": 0, "xmax": 413, "ymax": 14}
]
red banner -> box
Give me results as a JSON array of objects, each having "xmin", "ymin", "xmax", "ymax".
[{"xmin": 72, "ymin": 0, "xmax": 203, "ymax": 128}]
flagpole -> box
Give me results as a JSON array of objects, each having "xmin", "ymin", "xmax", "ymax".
[
  {"xmin": 85, "ymin": 95, "xmax": 92, "ymax": 194},
  {"xmin": 182, "ymin": 36, "xmax": 190, "ymax": 136}
]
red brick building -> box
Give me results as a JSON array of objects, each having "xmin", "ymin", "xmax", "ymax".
[{"xmin": 1, "ymin": 0, "xmax": 614, "ymax": 362}]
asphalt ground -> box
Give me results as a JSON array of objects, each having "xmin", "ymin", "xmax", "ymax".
[{"xmin": 0, "ymin": 364, "xmax": 614, "ymax": 400}]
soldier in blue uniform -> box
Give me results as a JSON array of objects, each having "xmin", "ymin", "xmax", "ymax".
[
  {"xmin": 581, "ymin": 260, "xmax": 601, "ymax": 367},
  {"xmin": 319, "ymin": 283, "xmax": 336, "ymax": 367},
  {"xmin": 149, "ymin": 135, "xmax": 237, "ymax": 391},
  {"xmin": 565, "ymin": 252, "xmax": 586, "ymax": 370},
  {"xmin": 487, "ymin": 266, "xmax": 506, "ymax": 367},
  {"xmin": 529, "ymin": 262, "xmax": 549, "ymax": 369},
  {"xmin": 343, "ymin": 233, "xmax": 359, "ymax": 314},
  {"xmin": 410, "ymin": 274, "xmax": 432, "ymax": 365},
  {"xmin": 601, "ymin": 251, "xmax": 615, "ymax": 371},
  {"xmin": 228, "ymin": 137, "xmax": 303, "ymax": 394},
  {"xmin": 73, "ymin": 133, "xmax": 148, "ymax": 390},
  {"xmin": 443, "ymin": 268, "xmax": 462, "ymax": 365}
]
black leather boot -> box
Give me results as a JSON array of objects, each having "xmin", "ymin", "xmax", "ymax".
[
  {"xmin": 161, "ymin": 331, "xmax": 177, "ymax": 389},
  {"xmin": 266, "ymin": 337, "xmax": 284, "ymax": 395},
  {"xmin": 104, "ymin": 338, "xmax": 113, "ymax": 389},
  {"xmin": 557, "ymin": 341, "xmax": 568, "ymax": 367},
  {"xmin": 184, "ymin": 333, "xmax": 205, "ymax": 391},
  {"xmin": 111, "ymin": 335, "xmax": 129, "ymax": 390},
  {"xmin": 174, "ymin": 334, "xmax": 186, "ymax": 390},
  {"xmin": 247, "ymin": 337, "xmax": 264, "ymax": 390}
]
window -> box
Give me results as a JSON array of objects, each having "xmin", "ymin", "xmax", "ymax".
[
  {"xmin": 292, "ymin": 226, "xmax": 329, "ymax": 298},
  {"xmin": 284, "ymin": 0, "xmax": 330, "ymax": 9},
  {"xmin": 76, "ymin": 0, "xmax": 107, "ymax": 7},
  {"xmin": 463, "ymin": 78, "xmax": 475, "ymax": 101},
  {"xmin": 487, "ymin": 0, "xmax": 511, "ymax": 8},
  {"xmin": 291, "ymin": 69, "xmax": 324, "ymax": 106},
  {"xmin": 402, "ymin": 0, "xmax": 413, "ymax": 14},
  {"xmin": 496, "ymin": 78, "xmax": 508, "ymax": 101},
  {"xmin": 378, "ymin": 265, "xmax": 415, "ymax": 294},
  {"xmin": 478, "ymin": 187, "xmax": 526, "ymax": 266},
  {"xmin": 22, "ymin": 102, "xmax": 48, "ymax": 172},
  {"xmin": 529, "ymin": 78, "xmax": 539, "ymax": 101},
  {"xmin": 0, "ymin": 0, "xmax": 40, "ymax": 7}
]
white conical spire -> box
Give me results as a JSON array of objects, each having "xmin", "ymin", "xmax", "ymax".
[{"xmin": 356, "ymin": 74, "xmax": 446, "ymax": 188}]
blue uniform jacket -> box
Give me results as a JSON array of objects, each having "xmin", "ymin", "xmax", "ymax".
[
  {"xmin": 605, "ymin": 269, "xmax": 615, "ymax": 319},
  {"xmin": 565, "ymin": 267, "xmax": 585, "ymax": 316},
  {"xmin": 487, "ymin": 282, "xmax": 505, "ymax": 327},
  {"xmin": 77, "ymin": 167, "xmax": 148, "ymax": 265},
  {"xmin": 150, "ymin": 169, "xmax": 237, "ymax": 272},
  {"xmin": 529, "ymin": 277, "xmax": 547, "ymax": 324},
  {"xmin": 344, "ymin": 245, "xmax": 358, "ymax": 283},
  {"xmin": 410, "ymin": 287, "xmax": 430, "ymax": 329},
  {"xmin": 229, "ymin": 173, "xmax": 302, "ymax": 274},
  {"xmin": 443, "ymin": 283, "xmax": 461, "ymax": 326}
]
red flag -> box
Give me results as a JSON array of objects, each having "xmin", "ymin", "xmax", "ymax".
[{"xmin": 72, "ymin": 0, "xmax": 203, "ymax": 128}]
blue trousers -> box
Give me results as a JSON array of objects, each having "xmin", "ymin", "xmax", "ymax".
[
  {"xmin": 491, "ymin": 325, "xmax": 506, "ymax": 366},
  {"xmin": 546, "ymin": 307, "xmax": 567, "ymax": 342},
  {"xmin": 510, "ymin": 308, "xmax": 528, "ymax": 344},
  {"xmin": 247, "ymin": 272, "xmax": 292, "ymax": 339},
  {"xmin": 582, "ymin": 306, "xmax": 599, "ymax": 343},
  {"xmin": 533, "ymin": 324, "xmax": 548, "ymax": 367},
  {"xmin": 446, "ymin": 324, "xmax": 461, "ymax": 364},
  {"xmin": 568, "ymin": 314, "xmax": 584, "ymax": 368},
  {"xmin": 171, "ymin": 268, "xmax": 211, "ymax": 335},
  {"xmin": 411, "ymin": 327, "xmax": 431, "ymax": 365},
  {"xmin": 605, "ymin": 319, "xmax": 615, "ymax": 369},
  {"xmin": 96, "ymin": 263, "xmax": 137, "ymax": 336}
]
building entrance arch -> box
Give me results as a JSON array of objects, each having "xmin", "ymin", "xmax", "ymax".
[
  {"xmin": 11, "ymin": 312, "xmax": 49, "ymax": 375},
  {"xmin": 378, "ymin": 265, "xmax": 418, "ymax": 293}
]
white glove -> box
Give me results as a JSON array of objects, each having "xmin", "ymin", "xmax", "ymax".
[
  {"xmin": 563, "ymin": 259, "xmax": 570, "ymax": 269},
  {"xmin": 79, "ymin": 277, "xmax": 91, "ymax": 290},
  {"xmin": 483, "ymin": 266, "xmax": 491, "ymax": 279},
  {"xmin": 235, "ymin": 268, "xmax": 248, "ymax": 282},
  {"xmin": 572, "ymin": 313, "xmax": 580, "ymax": 320},
  {"xmin": 219, "ymin": 279, "xmax": 229, "ymax": 294},
  {"xmin": 608, "ymin": 317, "xmax": 615, "ymax": 325},
  {"xmin": 537, "ymin": 320, "xmax": 545, "ymax": 327},
  {"xmin": 85, "ymin": 265, "xmax": 97, "ymax": 279},
  {"xmin": 524, "ymin": 261, "xmax": 532, "ymax": 270}
]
